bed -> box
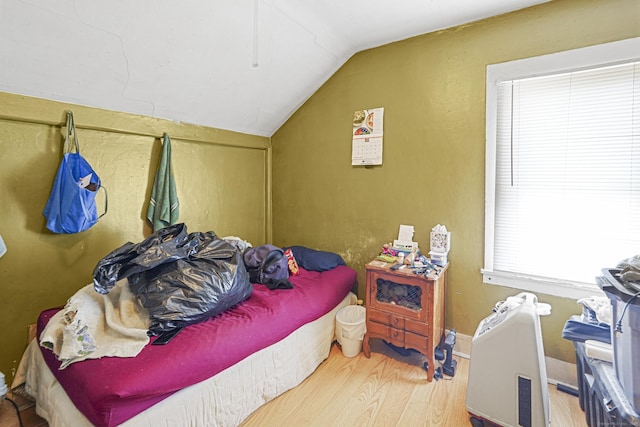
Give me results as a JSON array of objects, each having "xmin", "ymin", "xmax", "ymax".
[{"xmin": 19, "ymin": 264, "xmax": 357, "ymax": 427}]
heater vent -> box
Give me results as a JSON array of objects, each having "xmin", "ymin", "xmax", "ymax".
[{"xmin": 518, "ymin": 375, "xmax": 532, "ymax": 427}]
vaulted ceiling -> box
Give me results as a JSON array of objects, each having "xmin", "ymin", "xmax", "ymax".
[{"xmin": 0, "ymin": 0, "xmax": 548, "ymax": 137}]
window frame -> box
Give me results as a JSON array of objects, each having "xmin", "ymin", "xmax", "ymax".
[{"xmin": 483, "ymin": 37, "xmax": 640, "ymax": 300}]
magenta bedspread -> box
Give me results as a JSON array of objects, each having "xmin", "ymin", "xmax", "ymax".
[{"xmin": 37, "ymin": 266, "xmax": 356, "ymax": 427}]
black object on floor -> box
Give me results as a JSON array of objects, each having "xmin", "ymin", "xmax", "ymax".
[
  {"xmin": 384, "ymin": 341, "xmax": 412, "ymax": 357},
  {"xmin": 556, "ymin": 383, "xmax": 579, "ymax": 397},
  {"xmin": 442, "ymin": 329, "xmax": 457, "ymax": 377}
]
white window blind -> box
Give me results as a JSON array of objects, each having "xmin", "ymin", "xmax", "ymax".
[{"xmin": 490, "ymin": 60, "xmax": 640, "ymax": 290}]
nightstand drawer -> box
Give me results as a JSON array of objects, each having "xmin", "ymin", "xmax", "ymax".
[
  {"xmin": 366, "ymin": 321, "xmax": 405, "ymax": 348},
  {"xmin": 367, "ymin": 308, "xmax": 406, "ymax": 329},
  {"xmin": 404, "ymin": 330, "xmax": 429, "ymax": 351},
  {"xmin": 367, "ymin": 308, "xmax": 391, "ymax": 324},
  {"xmin": 368, "ymin": 318, "xmax": 427, "ymax": 351},
  {"xmin": 367, "ymin": 319, "xmax": 389, "ymax": 336},
  {"xmin": 368, "ymin": 312, "xmax": 428, "ymax": 338},
  {"xmin": 389, "ymin": 328, "xmax": 405, "ymax": 347},
  {"xmin": 405, "ymin": 317, "xmax": 429, "ymax": 336}
]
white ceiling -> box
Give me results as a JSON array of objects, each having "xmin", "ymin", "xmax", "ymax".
[{"xmin": 0, "ymin": 0, "xmax": 548, "ymax": 137}]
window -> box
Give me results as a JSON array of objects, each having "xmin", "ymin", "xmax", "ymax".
[{"xmin": 483, "ymin": 38, "xmax": 640, "ymax": 299}]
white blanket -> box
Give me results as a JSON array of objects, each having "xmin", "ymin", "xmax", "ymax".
[
  {"xmin": 577, "ymin": 295, "xmax": 612, "ymax": 325},
  {"xmin": 39, "ymin": 280, "xmax": 150, "ymax": 369}
]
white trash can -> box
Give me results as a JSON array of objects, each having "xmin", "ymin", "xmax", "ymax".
[{"xmin": 336, "ymin": 305, "xmax": 366, "ymax": 357}]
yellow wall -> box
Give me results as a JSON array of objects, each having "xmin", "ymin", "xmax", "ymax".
[
  {"xmin": 0, "ymin": 92, "xmax": 271, "ymax": 380},
  {"xmin": 271, "ymin": 0, "xmax": 640, "ymax": 362}
]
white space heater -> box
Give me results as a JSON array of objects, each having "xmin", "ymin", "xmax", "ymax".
[{"xmin": 466, "ymin": 292, "xmax": 551, "ymax": 427}]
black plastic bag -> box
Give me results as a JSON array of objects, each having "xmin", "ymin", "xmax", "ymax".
[{"xmin": 93, "ymin": 223, "xmax": 252, "ymax": 335}]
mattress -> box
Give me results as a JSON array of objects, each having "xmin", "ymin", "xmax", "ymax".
[{"xmin": 24, "ymin": 265, "xmax": 357, "ymax": 427}]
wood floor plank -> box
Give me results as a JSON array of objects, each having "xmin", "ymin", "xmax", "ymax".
[
  {"xmin": 329, "ymin": 355, "xmax": 405, "ymax": 426},
  {"xmin": 549, "ymin": 386, "xmax": 586, "ymax": 427},
  {"xmin": 295, "ymin": 351, "xmax": 391, "ymax": 426}
]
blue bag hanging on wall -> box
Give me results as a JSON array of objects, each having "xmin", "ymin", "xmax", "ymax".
[{"xmin": 43, "ymin": 111, "xmax": 107, "ymax": 234}]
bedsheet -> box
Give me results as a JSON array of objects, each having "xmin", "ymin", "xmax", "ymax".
[{"xmin": 35, "ymin": 265, "xmax": 357, "ymax": 427}]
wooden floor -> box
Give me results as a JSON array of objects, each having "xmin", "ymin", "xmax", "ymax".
[
  {"xmin": 0, "ymin": 391, "xmax": 47, "ymax": 427},
  {"xmin": 242, "ymin": 340, "xmax": 588, "ymax": 427},
  {"xmin": 1, "ymin": 341, "xmax": 587, "ymax": 427}
]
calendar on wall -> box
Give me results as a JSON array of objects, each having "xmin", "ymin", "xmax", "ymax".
[{"xmin": 352, "ymin": 107, "xmax": 384, "ymax": 165}]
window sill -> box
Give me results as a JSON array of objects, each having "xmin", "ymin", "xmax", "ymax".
[{"xmin": 481, "ymin": 269, "xmax": 604, "ymax": 300}]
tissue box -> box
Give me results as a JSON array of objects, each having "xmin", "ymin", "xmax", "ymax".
[{"xmin": 430, "ymin": 231, "xmax": 451, "ymax": 252}]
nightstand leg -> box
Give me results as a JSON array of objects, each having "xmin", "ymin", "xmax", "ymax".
[
  {"xmin": 363, "ymin": 333, "xmax": 371, "ymax": 357},
  {"xmin": 425, "ymin": 354, "xmax": 433, "ymax": 381}
]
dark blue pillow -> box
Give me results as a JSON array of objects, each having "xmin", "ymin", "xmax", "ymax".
[{"xmin": 286, "ymin": 246, "xmax": 346, "ymax": 272}]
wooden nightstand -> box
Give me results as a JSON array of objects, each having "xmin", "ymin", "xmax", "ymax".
[{"xmin": 363, "ymin": 260, "xmax": 448, "ymax": 381}]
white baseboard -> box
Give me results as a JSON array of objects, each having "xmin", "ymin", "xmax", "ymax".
[{"xmin": 448, "ymin": 330, "xmax": 578, "ymax": 388}]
